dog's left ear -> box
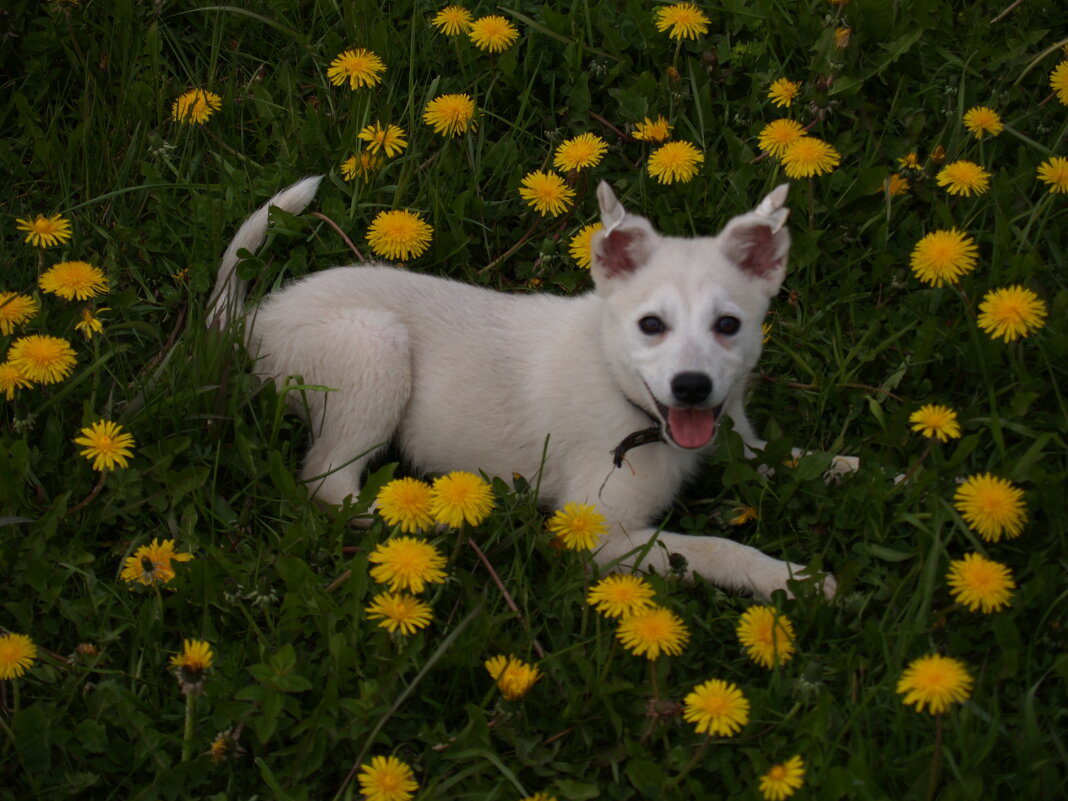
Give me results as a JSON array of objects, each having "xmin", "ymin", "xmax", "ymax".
[
  {"xmin": 589, "ymin": 181, "xmax": 659, "ymax": 289},
  {"xmin": 717, "ymin": 183, "xmax": 791, "ymax": 294}
]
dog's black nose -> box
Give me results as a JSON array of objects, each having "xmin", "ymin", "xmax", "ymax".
[{"xmin": 671, "ymin": 372, "xmax": 712, "ymax": 405}]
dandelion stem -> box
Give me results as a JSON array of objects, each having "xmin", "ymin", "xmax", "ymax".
[
  {"xmin": 181, "ymin": 693, "xmax": 196, "ymax": 762},
  {"xmin": 467, "ymin": 537, "xmax": 546, "ymax": 659},
  {"xmin": 925, "ymin": 713, "xmax": 945, "ymax": 801},
  {"xmin": 667, "ymin": 735, "xmax": 711, "ymax": 790},
  {"xmin": 480, "ymin": 218, "xmax": 541, "ymax": 273},
  {"xmin": 807, "ymin": 176, "xmax": 815, "ymax": 229},
  {"xmin": 901, "ymin": 439, "xmax": 935, "ymax": 483},
  {"xmin": 310, "ymin": 212, "xmax": 365, "ymax": 260},
  {"xmin": 639, "ymin": 659, "xmax": 661, "ymax": 744},
  {"xmin": 63, "ymin": 470, "xmax": 108, "ymax": 518}
]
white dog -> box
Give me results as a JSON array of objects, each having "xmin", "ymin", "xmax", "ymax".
[{"xmin": 209, "ymin": 177, "xmax": 848, "ymax": 598}]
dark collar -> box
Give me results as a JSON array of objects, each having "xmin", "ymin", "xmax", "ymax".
[{"xmin": 611, "ymin": 398, "xmax": 665, "ymax": 468}]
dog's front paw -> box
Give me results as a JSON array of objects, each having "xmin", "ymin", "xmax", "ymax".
[
  {"xmin": 825, "ymin": 454, "xmax": 860, "ymax": 482},
  {"xmin": 806, "ymin": 569, "xmax": 837, "ymax": 600},
  {"xmin": 747, "ymin": 556, "xmax": 836, "ymax": 601}
]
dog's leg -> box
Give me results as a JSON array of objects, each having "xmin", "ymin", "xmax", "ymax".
[
  {"xmin": 259, "ymin": 307, "xmax": 412, "ymax": 506},
  {"xmin": 561, "ymin": 459, "xmax": 832, "ymax": 599},
  {"xmin": 593, "ymin": 525, "xmax": 834, "ymax": 600}
]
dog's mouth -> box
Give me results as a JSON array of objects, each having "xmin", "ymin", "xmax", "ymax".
[
  {"xmin": 655, "ymin": 401, "xmax": 722, "ymax": 449},
  {"xmin": 611, "ymin": 387, "xmax": 723, "ymax": 469}
]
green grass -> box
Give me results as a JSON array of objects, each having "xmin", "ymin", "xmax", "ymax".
[{"xmin": 2, "ymin": 1, "xmax": 1067, "ymax": 799}]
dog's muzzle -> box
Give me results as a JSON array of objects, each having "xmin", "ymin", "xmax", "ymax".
[{"xmin": 611, "ymin": 380, "xmax": 722, "ymax": 467}]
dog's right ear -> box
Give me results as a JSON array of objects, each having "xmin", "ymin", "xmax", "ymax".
[
  {"xmin": 590, "ymin": 182, "xmax": 658, "ymax": 286},
  {"xmin": 716, "ymin": 183, "xmax": 792, "ymax": 294}
]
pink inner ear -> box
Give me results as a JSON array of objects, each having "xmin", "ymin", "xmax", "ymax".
[
  {"xmin": 599, "ymin": 229, "xmax": 643, "ymax": 277},
  {"xmin": 734, "ymin": 224, "xmax": 782, "ymax": 279}
]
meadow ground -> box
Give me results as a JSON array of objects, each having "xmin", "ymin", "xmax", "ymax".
[{"xmin": 1, "ymin": 1, "xmax": 1066, "ymax": 799}]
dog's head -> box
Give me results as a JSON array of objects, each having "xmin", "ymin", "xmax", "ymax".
[{"xmin": 590, "ymin": 181, "xmax": 790, "ymax": 451}]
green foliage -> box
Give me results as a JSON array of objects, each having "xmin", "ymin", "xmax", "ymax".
[{"xmin": 2, "ymin": 0, "xmax": 1067, "ymax": 799}]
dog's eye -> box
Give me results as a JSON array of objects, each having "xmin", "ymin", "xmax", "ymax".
[
  {"xmin": 638, "ymin": 315, "xmax": 665, "ymax": 335},
  {"xmin": 714, "ymin": 316, "xmax": 741, "ymax": 336}
]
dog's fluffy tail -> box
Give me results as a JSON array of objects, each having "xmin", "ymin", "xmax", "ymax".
[{"xmin": 207, "ymin": 175, "xmax": 323, "ymax": 329}]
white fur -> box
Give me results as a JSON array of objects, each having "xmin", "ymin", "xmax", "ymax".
[{"xmin": 209, "ymin": 177, "xmax": 842, "ymax": 598}]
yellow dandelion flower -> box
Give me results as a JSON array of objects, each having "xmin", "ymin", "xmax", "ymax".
[
  {"xmin": 977, "ymin": 285, "xmax": 1048, "ymax": 342},
  {"xmin": 897, "ymin": 151, "xmax": 921, "ymax": 170},
  {"xmin": 7, "ymin": 334, "xmax": 76, "ymax": 384},
  {"xmin": 616, "ymin": 604, "xmax": 689, "ymax": 660},
  {"xmin": 468, "ymin": 14, "xmax": 519, "ymax": 52},
  {"xmin": 936, "ymin": 160, "xmax": 991, "ymax": 196},
  {"xmin": 554, "ymin": 132, "xmax": 608, "ymax": 172},
  {"xmin": 908, "ymin": 228, "xmax": 978, "ymax": 287},
  {"xmin": 74, "ymin": 307, "xmax": 105, "ymax": 340},
  {"xmin": 376, "ymin": 477, "xmax": 435, "ymax": 533},
  {"xmin": 365, "ymin": 591, "xmax": 433, "ymax": 635},
  {"xmin": 120, "ymin": 538, "xmax": 194, "ymax": 586},
  {"xmin": 780, "ymin": 136, "xmax": 840, "ymax": 179},
  {"xmin": 431, "ymin": 5, "xmax": 473, "ymax": 35},
  {"xmin": 422, "ymin": 93, "xmax": 476, "ymax": 137},
  {"xmin": 0, "ymin": 633, "xmax": 37, "ymax": 680},
  {"xmin": 1050, "ymin": 61, "xmax": 1068, "ymax": 105},
  {"xmin": 210, "ymin": 734, "xmax": 234, "ymax": 764},
  {"xmin": 546, "ymin": 501, "xmax": 607, "ymax": 550},
  {"xmin": 0, "ymin": 292, "xmax": 39, "ymax": 335},
  {"xmin": 1036, "ymin": 156, "xmax": 1068, "ymax": 194},
  {"xmin": 729, "ymin": 505, "xmax": 758, "ymax": 525},
  {"xmin": 484, "ymin": 654, "xmax": 541, "ymax": 700},
  {"xmin": 15, "ymin": 212, "xmax": 72, "ymax": 248},
  {"xmin": 368, "ymin": 536, "xmax": 447, "ymax": 594},
  {"xmin": 326, "ymin": 48, "xmax": 385, "ymax": 90},
  {"xmin": 0, "ymin": 361, "xmax": 33, "ymax": 400},
  {"xmin": 887, "ymin": 173, "xmax": 910, "ymax": 196},
  {"xmin": 171, "ymin": 89, "xmax": 222, "ymax": 124},
  {"xmin": 834, "ymin": 27, "xmax": 851, "ymax": 48},
  {"xmin": 953, "ymin": 473, "xmax": 1027, "ymax": 542},
  {"xmin": 760, "ymin": 755, "xmax": 805, "ymax": 801},
  {"xmin": 39, "ymin": 260, "xmax": 108, "ymax": 300},
  {"xmin": 962, "ymin": 106, "xmax": 1003, "ymax": 139},
  {"xmin": 586, "ymin": 574, "xmax": 656, "ymax": 618},
  {"xmin": 736, "ymin": 605, "xmax": 796, "ymax": 669},
  {"xmin": 75, "ymin": 419, "xmax": 136, "ymax": 471},
  {"xmin": 341, "ymin": 152, "xmax": 382, "ymax": 182},
  {"xmin": 357, "ymin": 122, "xmax": 408, "ymax": 157},
  {"xmin": 757, "ymin": 119, "xmax": 807, "ymax": 158},
  {"xmin": 897, "ymin": 653, "xmax": 973, "ymax": 715},
  {"xmin": 366, "ymin": 209, "xmax": 433, "ymax": 262},
  {"xmin": 930, "ymin": 145, "xmax": 946, "ymax": 163},
  {"xmin": 171, "ymin": 639, "xmax": 213, "ymax": 691},
  {"xmin": 569, "ymin": 222, "xmax": 602, "ymax": 269},
  {"xmin": 767, "ymin": 78, "xmax": 801, "ymax": 108},
  {"xmin": 357, "ymin": 755, "xmax": 418, "ymax": 801},
  {"xmin": 653, "ymin": 2, "xmax": 711, "ymax": 41},
  {"xmin": 947, "ymin": 553, "xmax": 1014, "ymax": 613},
  {"xmin": 633, "ymin": 115, "xmax": 672, "ymax": 143},
  {"xmin": 518, "ymin": 170, "xmax": 575, "ymax": 216},
  {"xmin": 430, "ymin": 470, "xmax": 494, "ymax": 528},
  {"xmin": 682, "ymin": 677, "xmax": 750, "ymax": 736},
  {"xmin": 647, "ymin": 140, "xmax": 704, "ymax": 184},
  {"xmin": 909, "ymin": 404, "xmax": 961, "ymax": 442},
  {"xmin": 171, "ymin": 640, "xmax": 212, "ymax": 678}
]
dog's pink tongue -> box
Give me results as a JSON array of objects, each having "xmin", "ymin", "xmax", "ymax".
[{"xmin": 668, "ymin": 407, "xmax": 716, "ymax": 449}]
